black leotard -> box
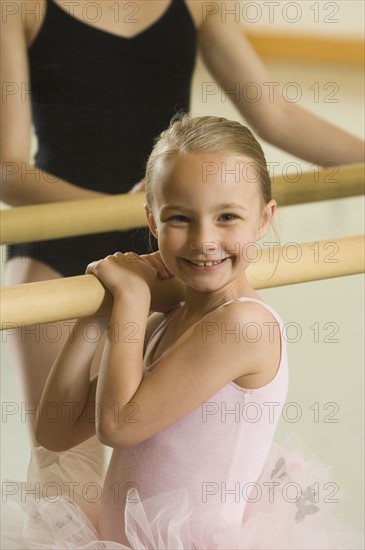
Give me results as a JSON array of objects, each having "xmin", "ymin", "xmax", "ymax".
[{"xmin": 7, "ymin": 0, "xmax": 196, "ymax": 276}]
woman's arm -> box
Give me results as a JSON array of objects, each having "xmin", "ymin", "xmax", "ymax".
[
  {"xmin": 0, "ymin": 6, "xmax": 106, "ymax": 206},
  {"xmin": 35, "ymin": 315, "xmax": 109, "ymax": 451},
  {"xmin": 197, "ymin": 6, "xmax": 364, "ymax": 166}
]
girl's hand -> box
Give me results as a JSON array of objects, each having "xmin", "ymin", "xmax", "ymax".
[
  {"xmin": 138, "ymin": 251, "xmax": 175, "ymax": 281},
  {"xmin": 85, "ymin": 251, "xmax": 173, "ymax": 298},
  {"xmin": 139, "ymin": 252, "xmax": 181, "ymax": 313}
]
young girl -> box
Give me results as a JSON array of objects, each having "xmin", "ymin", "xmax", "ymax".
[{"xmin": 2, "ymin": 116, "xmax": 362, "ymax": 549}]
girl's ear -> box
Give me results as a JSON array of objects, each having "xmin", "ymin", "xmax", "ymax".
[
  {"xmin": 144, "ymin": 204, "xmax": 158, "ymax": 239},
  {"xmin": 256, "ymin": 199, "xmax": 276, "ymax": 240}
]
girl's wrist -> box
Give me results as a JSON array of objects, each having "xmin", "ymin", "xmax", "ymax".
[
  {"xmin": 113, "ymin": 279, "xmax": 152, "ymax": 303},
  {"xmin": 113, "ymin": 289, "xmax": 151, "ymax": 312}
]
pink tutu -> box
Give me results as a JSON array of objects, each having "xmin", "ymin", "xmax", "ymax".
[{"xmin": 1, "ymin": 434, "xmax": 363, "ymax": 549}]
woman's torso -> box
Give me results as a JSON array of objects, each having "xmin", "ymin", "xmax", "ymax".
[
  {"xmin": 25, "ymin": 1, "xmax": 203, "ymax": 46},
  {"xmin": 26, "ymin": 0, "xmax": 198, "ymax": 191}
]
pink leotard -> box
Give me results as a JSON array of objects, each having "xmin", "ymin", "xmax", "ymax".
[{"xmin": 99, "ymin": 297, "xmax": 288, "ymax": 544}]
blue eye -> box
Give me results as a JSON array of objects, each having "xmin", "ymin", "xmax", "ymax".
[
  {"xmin": 169, "ymin": 215, "xmax": 189, "ymax": 223},
  {"xmin": 219, "ymin": 213, "xmax": 238, "ymax": 222}
]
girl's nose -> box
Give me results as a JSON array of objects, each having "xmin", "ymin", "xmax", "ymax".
[{"xmin": 188, "ymin": 224, "xmax": 218, "ymax": 254}]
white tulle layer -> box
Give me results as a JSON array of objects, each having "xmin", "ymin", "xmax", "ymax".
[{"xmin": 1, "ymin": 434, "xmax": 363, "ymax": 550}]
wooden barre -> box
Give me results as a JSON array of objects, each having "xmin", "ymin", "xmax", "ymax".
[
  {"xmin": 1, "ymin": 235, "xmax": 363, "ymax": 330},
  {"xmin": 246, "ymin": 32, "xmax": 365, "ymax": 65},
  {"xmin": 273, "ymin": 162, "xmax": 364, "ymax": 205},
  {"xmin": 1, "ymin": 164, "xmax": 364, "ymax": 245}
]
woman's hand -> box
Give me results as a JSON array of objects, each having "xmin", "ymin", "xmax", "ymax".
[
  {"xmin": 128, "ymin": 178, "xmax": 145, "ymax": 194},
  {"xmin": 85, "ymin": 251, "xmax": 174, "ymax": 298}
]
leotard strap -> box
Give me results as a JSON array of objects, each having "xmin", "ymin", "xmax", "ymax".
[{"xmin": 144, "ymin": 297, "xmax": 284, "ymax": 373}]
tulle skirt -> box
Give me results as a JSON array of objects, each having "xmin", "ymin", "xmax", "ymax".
[{"xmin": 1, "ymin": 434, "xmax": 363, "ymax": 549}]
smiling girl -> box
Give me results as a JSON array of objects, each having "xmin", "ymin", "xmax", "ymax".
[
  {"xmin": 3, "ymin": 116, "xmax": 361, "ymax": 549},
  {"xmin": 92, "ymin": 117, "xmax": 283, "ymax": 545}
]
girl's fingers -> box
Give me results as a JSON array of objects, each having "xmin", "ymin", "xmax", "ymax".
[
  {"xmin": 85, "ymin": 261, "xmax": 98, "ymax": 274},
  {"xmin": 114, "ymin": 251, "xmax": 140, "ymax": 265},
  {"xmin": 154, "ymin": 259, "xmax": 174, "ymax": 279},
  {"xmin": 139, "ymin": 254, "xmax": 174, "ymax": 280},
  {"xmin": 85, "ymin": 251, "xmax": 173, "ymax": 283}
]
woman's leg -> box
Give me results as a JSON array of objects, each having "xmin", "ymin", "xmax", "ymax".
[
  {"xmin": 4, "ymin": 257, "xmax": 78, "ymax": 446},
  {"xmin": 5, "ymin": 257, "xmax": 106, "ymax": 527}
]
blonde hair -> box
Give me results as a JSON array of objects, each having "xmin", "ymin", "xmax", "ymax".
[{"xmin": 145, "ymin": 114, "xmax": 272, "ymax": 208}]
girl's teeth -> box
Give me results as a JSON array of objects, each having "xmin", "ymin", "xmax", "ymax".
[{"xmin": 192, "ymin": 260, "xmax": 224, "ymax": 267}]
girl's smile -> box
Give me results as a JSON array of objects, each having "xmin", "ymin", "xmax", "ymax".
[{"xmin": 178, "ymin": 255, "xmax": 232, "ymax": 271}]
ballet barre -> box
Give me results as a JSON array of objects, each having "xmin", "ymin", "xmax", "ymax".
[
  {"xmin": 1, "ymin": 235, "xmax": 363, "ymax": 330},
  {"xmin": 1, "ymin": 163, "xmax": 364, "ymax": 245},
  {"xmin": 246, "ymin": 32, "xmax": 364, "ymax": 65}
]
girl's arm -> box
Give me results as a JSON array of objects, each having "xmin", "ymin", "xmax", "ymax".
[
  {"xmin": 197, "ymin": 5, "xmax": 364, "ymax": 166},
  {"xmin": 35, "ymin": 315, "xmax": 109, "ymax": 451},
  {"xmin": 84, "ymin": 253, "xmax": 159, "ymax": 446},
  {"xmin": 89, "ymin": 255, "xmax": 280, "ymax": 450},
  {"xmin": 35, "ymin": 252, "xmax": 171, "ymax": 451}
]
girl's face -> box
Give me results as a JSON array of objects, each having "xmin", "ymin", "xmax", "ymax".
[{"xmin": 146, "ymin": 153, "xmax": 276, "ymax": 293}]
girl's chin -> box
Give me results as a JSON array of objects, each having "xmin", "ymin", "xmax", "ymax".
[{"xmin": 179, "ymin": 275, "xmax": 236, "ymax": 294}]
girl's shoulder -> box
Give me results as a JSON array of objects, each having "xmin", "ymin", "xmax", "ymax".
[
  {"xmin": 206, "ymin": 296, "xmax": 283, "ymax": 329},
  {"xmin": 203, "ymin": 298, "xmax": 284, "ymax": 391},
  {"xmin": 168, "ymin": 298, "xmax": 283, "ymax": 392}
]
